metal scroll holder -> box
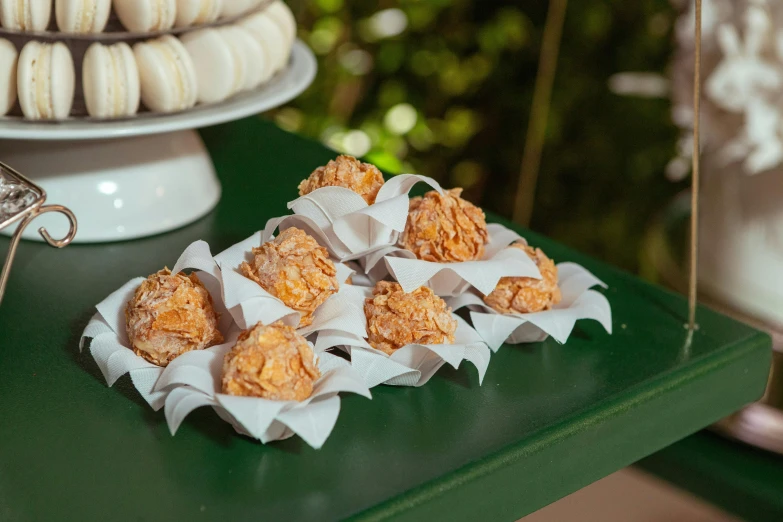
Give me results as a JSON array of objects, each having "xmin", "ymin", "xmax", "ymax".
[{"xmin": 0, "ymin": 162, "xmax": 77, "ymax": 305}]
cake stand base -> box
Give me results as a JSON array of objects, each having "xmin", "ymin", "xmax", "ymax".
[{"xmin": 0, "ymin": 130, "xmax": 220, "ymax": 243}]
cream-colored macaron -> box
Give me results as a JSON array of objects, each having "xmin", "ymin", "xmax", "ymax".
[
  {"xmin": 0, "ymin": 39, "xmax": 18, "ymax": 116},
  {"xmin": 134, "ymin": 35, "xmax": 197, "ymax": 113},
  {"xmin": 17, "ymin": 41, "xmax": 75, "ymax": 120},
  {"xmin": 113, "ymin": 0, "xmax": 176, "ymax": 33},
  {"xmin": 220, "ymin": 0, "xmax": 262, "ymax": 19},
  {"xmin": 265, "ymin": 0, "xmax": 296, "ymax": 48},
  {"xmin": 175, "ymin": 0, "xmax": 222, "ymax": 28},
  {"xmin": 181, "ymin": 27, "xmax": 240, "ymax": 104},
  {"xmin": 219, "ymin": 26, "xmax": 267, "ymax": 91},
  {"xmin": 56, "ymin": 0, "xmax": 112, "ymax": 33},
  {"xmin": 83, "ymin": 42, "xmax": 140, "ymax": 118},
  {"xmin": 0, "ymin": 0, "xmax": 52, "ymax": 31},
  {"xmin": 239, "ymin": 11, "xmax": 287, "ymax": 74}
]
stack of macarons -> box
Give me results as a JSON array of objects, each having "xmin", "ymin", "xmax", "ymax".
[
  {"xmin": 0, "ymin": 0, "xmax": 295, "ymax": 120},
  {"xmin": 181, "ymin": 7, "xmax": 294, "ymax": 105},
  {"xmin": 0, "ymin": 0, "xmax": 270, "ymax": 34}
]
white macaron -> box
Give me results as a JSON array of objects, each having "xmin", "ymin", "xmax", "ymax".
[
  {"xmin": 220, "ymin": 0, "xmax": 262, "ymax": 19},
  {"xmin": 83, "ymin": 42, "xmax": 140, "ymax": 118},
  {"xmin": 17, "ymin": 41, "xmax": 75, "ymax": 120},
  {"xmin": 181, "ymin": 27, "xmax": 240, "ymax": 104},
  {"xmin": 239, "ymin": 11, "xmax": 287, "ymax": 73},
  {"xmin": 175, "ymin": 0, "xmax": 222, "ymax": 28},
  {"xmin": 56, "ymin": 0, "xmax": 112, "ymax": 33},
  {"xmin": 219, "ymin": 26, "xmax": 267, "ymax": 91},
  {"xmin": 265, "ymin": 0, "xmax": 296, "ymax": 48},
  {"xmin": 113, "ymin": 0, "xmax": 176, "ymax": 33},
  {"xmin": 0, "ymin": 39, "xmax": 17, "ymax": 116},
  {"xmin": 0, "ymin": 0, "xmax": 52, "ymax": 31},
  {"xmin": 134, "ymin": 35, "xmax": 197, "ymax": 113}
]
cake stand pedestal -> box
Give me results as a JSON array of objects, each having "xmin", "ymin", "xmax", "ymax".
[{"xmin": 0, "ymin": 40, "xmax": 315, "ymax": 243}]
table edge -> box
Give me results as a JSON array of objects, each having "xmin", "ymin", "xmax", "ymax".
[{"xmin": 347, "ymin": 331, "xmax": 772, "ymax": 522}]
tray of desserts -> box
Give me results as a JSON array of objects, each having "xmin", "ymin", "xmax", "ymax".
[
  {"xmin": 0, "ymin": 0, "xmax": 310, "ymax": 136},
  {"xmin": 0, "ymin": 0, "xmax": 281, "ymax": 38},
  {"xmin": 79, "ymin": 155, "xmax": 613, "ymax": 448},
  {"xmin": 0, "ymin": 39, "xmax": 314, "ymax": 139}
]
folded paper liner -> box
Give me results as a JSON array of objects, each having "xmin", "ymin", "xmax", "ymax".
[
  {"xmin": 447, "ymin": 262, "xmax": 613, "ymax": 351},
  {"xmin": 155, "ymin": 348, "xmax": 371, "ymax": 449},
  {"xmin": 214, "ymin": 230, "xmax": 364, "ymax": 351},
  {"xmin": 79, "ymin": 241, "xmax": 239, "ymax": 410},
  {"xmin": 360, "ymin": 223, "xmax": 543, "ymax": 296},
  {"xmin": 314, "ymin": 287, "xmax": 491, "ymax": 388},
  {"xmin": 284, "ymin": 174, "xmax": 443, "ymax": 262}
]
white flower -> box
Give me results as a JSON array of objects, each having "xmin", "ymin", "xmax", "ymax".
[
  {"xmin": 706, "ymin": 6, "xmax": 781, "ymax": 112},
  {"xmin": 668, "ymin": 0, "xmax": 783, "ymax": 175},
  {"xmin": 723, "ymin": 98, "xmax": 783, "ymax": 173}
]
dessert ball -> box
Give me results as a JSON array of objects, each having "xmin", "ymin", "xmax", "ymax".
[
  {"xmin": 125, "ymin": 269, "xmax": 223, "ymax": 366},
  {"xmin": 364, "ymin": 281, "xmax": 457, "ymax": 355},
  {"xmin": 298, "ymin": 155, "xmax": 385, "ymax": 205},
  {"xmin": 398, "ymin": 188, "xmax": 489, "ymax": 262},
  {"xmin": 240, "ymin": 227, "xmax": 339, "ymax": 327},
  {"xmin": 483, "ymin": 243, "xmax": 562, "ymax": 314},
  {"xmin": 222, "ymin": 322, "xmax": 320, "ymax": 401}
]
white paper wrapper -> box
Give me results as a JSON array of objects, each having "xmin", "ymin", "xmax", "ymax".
[
  {"xmin": 283, "ymin": 174, "xmax": 443, "ymax": 262},
  {"xmin": 214, "ymin": 230, "xmax": 363, "ymax": 351},
  {"xmin": 447, "ymin": 262, "xmax": 613, "ymax": 350},
  {"xmin": 321, "ymin": 317, "xmax": 490, "ymax": 388},
  {"xmin": 155, "ymin": 348, "xmax": 371, "ymax": 449},
  {"xmin": 361, "ymin": 223, "xmax": 542, "ymax": 296},
  {"xmin": 317, "ymin": 286, "xmax": 491, "ymax": 388},
  {"xmin": 78, "ymin": 241, "xmax": 238, "ymax": 410}
]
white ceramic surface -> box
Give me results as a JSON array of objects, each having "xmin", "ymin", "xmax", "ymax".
[
  {"xmin": 699, "ymin": 158, "xmax": 783, "ymax": 327},
  {"xmin": 0, "ymin": 40, "xmax": 315, "ymax": 140},
  {"xmin": 0, "ymin": 40, "xmax": 316, "ymax": 243},
  {"xmin": 0, "ymin": 130, "xmax": 219, "ymax": 242}
]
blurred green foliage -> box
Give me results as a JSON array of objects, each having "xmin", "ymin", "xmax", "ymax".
[{"xmin": 273, "ymin": 0, "xmax": 684, "ymax": 273}]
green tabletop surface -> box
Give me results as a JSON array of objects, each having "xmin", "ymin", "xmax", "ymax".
[
  {"xmin": 0, "ymin": 118, "xmax": 772, "ymax": 522},
  {"xmin": 638, "ymin": 431, "xmax": 783, "ymax": 522}
]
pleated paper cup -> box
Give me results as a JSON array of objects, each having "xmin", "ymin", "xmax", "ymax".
[
  {"xmin": 156, "ymin": 348, "xmax": 371, "ymax": 449},
  {"xmin": 79, "ymin": 241, "xmax": 238, "ymax": 410},
  {"xmin": 361, "ymin": 223, "xmax": 542, "ymax": 297},
  {"xmin": 285, "ymin": 174, "xmax": 443, "ymax": 262},
  {"xmin": 214, "ymin": 229, "xmax": 365, "ymax": 349},
  {"xmin": 448, "ymin": 262, "xmax": 613, "ymax": 350},
  {"xmin": 318, "ymin": 315, "xmax": 491, "ymax": 389}
]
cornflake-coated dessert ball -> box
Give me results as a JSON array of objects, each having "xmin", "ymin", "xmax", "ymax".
[
  {"xmin": 364, "ymin": 281, "xmax": 457, "ymax": 355},
  {"xmin": 125, "ymin": 269, "xmax": 223, "ymax": 367},
  {"xmin": 240, "ymin": 227, "xmax": 339, "ymax": 327},
  {"xmin": 298, "ymin": 155, "xmax": 385, "ymax": 205},
  {"xmin": 222, "ymin": 321, "xmax": 320, "ymax": 401},
  {"xmin": 398, "ymin": 188, "xmax": 489, "ymax": 262},
  {"xmin": 483, "ymin": 243, "xmax": 562, "ymax": 314}
]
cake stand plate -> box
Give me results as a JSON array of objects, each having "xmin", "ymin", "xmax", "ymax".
[{"xmin": 0, "ymin": 40, "xmax": 316, "ymax": 243}]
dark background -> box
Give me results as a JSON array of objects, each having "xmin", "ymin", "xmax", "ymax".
[{"xmin": 272, "ymin": 0, "xmax": 684, "ymax": 274}]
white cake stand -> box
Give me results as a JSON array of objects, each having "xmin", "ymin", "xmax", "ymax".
[{"xmin": 0, "ymin": 40, "xmax": 316, "ymax": 243}]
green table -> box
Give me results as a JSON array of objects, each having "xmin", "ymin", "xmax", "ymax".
[
  {"xmin": 638, "ymin": 431, "xmax": 783, "ymax": 522},
  {"xmin": 0, "ymin": 118, "xmax": 771, "ymax": 521}
]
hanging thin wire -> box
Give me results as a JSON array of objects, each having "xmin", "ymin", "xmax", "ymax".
[
  {"xmin": 688, "ymin": 0, "xmax": 702, "ymax": 332},
  {"xmin": 512, "ymin": 0, "xmax": 568, "ymax": 226}
]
